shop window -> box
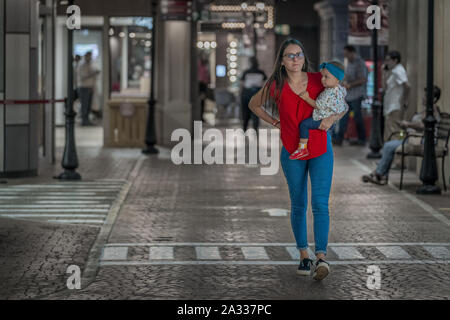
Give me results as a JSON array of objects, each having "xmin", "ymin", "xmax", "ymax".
[{"xmin": 109, "ymin": 17, "xmax": 153, "ymax": 97}]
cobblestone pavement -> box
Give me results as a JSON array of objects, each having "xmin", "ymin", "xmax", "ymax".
[{"xmin": 1, "ymin": 123, "xmax": 449, "ymax": 300}]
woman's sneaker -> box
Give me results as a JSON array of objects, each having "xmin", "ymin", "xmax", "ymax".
[
  {"xmin": 297, "ymin": 258, "xmax": 314, "ymax": 276},
  {"xmin": 313, "ymin": 259, "xmax": 330, "ymax": 281}
]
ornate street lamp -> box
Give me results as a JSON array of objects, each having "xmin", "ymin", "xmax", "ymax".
[
  {"xmin": 367, "ymin": 0, "xmax": 383, "ymax": 159},
  {"xmin": 417, "ymin": 0, "xmax": 440, "ymax": 194},
  {"xmin": 55, "ymin": 0, "xmax": 81, "ymax": 180},
  {"xmin": 142, "ymin": 0, "xmax": 159, "ymax": 155}
]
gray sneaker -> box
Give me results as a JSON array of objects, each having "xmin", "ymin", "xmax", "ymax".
[{"xmin": 313, "ymin": 259, "xmax": 330, "ymax": 281}]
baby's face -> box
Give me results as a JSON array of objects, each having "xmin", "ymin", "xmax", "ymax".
[{"xmin": 321, "ymin": 69, "xmax": 340, "ymax": 88}]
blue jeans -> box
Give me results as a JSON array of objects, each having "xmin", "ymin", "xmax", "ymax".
[
  {"xmin": 333, "ymin": 97, "xmax": 366, "ymax": 143},
  {"xmin": 299, "ymin": 117, "xmax": 322, "ymax": 139},
  {"xmin": 280, "ymin": 134, "xmax": 334, "ymax": 255},
  {"xmin": 375, "ymin": 139, "xmax": 403, "ymax": 176}
]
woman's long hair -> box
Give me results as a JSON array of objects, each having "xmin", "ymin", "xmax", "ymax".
[{"xmin": 261, "ymin": 38, "xmax": 311, "ymax": 118}]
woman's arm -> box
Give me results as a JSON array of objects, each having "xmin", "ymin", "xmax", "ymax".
[
  {"xmin": 318, "ymin": 110, "xmax": 347, "ymax": 131},
  {"xmin": 248, "ymin": 86, "xmax": 280, "ymax": 128}
]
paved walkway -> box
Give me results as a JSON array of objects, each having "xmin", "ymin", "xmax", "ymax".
[{"xmin": 0, "ymin": 122, "xmax": 449, "ymax": 299}]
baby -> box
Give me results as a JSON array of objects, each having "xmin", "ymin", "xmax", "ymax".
[{"xmin": 289, "ymin": 61, "xmax": 349, "ymax": 160}]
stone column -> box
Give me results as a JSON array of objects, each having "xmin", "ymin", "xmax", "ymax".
[
  {"xmin": 0, "ymin": 0, "xmax": 40, "ymax": 177},
  {"xmin": 154, "ymin": 18, "xmax": 193, "ymax": 148},
  {"xmin": 314, "ymin": 0, "xmax": 349, "ymax": 63}
]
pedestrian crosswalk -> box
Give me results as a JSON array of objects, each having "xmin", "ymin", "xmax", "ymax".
[
  {"xmin": 0, "ymin": 180, "xmax": 127, "ymax": 227},
  {"xmin": 100, "ymin": 242, "xmax": 450, "ymax": 266}
]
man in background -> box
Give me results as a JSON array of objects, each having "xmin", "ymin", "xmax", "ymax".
[
  {"xmin": 77, "ymin": 51, "xmax": 100, "ymax": 126},
  {"xmin": 240, "ymin": 57, "xmax": 267, "ymax": 132},
  {"xmin": 332, "ymin": 45, "xmax": 368, "ymax": 146}
]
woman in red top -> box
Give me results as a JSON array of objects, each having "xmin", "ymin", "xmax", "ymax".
[{"xmin": 249, "ymin": 39, "xmax": 347, "ymax": 281}]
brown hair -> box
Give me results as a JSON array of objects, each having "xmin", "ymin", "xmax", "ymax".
[{"xmin": 260, "ymin": 38, "xmax": 311, "ymax": 118}]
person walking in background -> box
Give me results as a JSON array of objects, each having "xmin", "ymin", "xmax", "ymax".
[
  {"xmin": 332, "ymin": 45, "xmax": 368, "ymax": 146},
  {"xmin": 198, "ymin": 54, "xmax": 210, "ymax": 123},
  {"xmin": 240, "ymin": 57, "xmax": 267, "ymax": 132},
  {"xmin": 77, "ymin": 51, "xmax": 100, "ymax": 126},
  {"xmin": 382, "ymin": 50, "xmax": 410, "ymax": 142},
  {"xmin": 73, "ymin": 54, "xmax": 81, "ymax": 102}
]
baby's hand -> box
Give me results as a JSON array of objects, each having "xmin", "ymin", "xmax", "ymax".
[{"xmin": 299, "ymin": 91, "xmax": 310, "ymax": 99}]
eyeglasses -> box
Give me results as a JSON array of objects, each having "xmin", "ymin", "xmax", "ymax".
[{"xmin": 283, "ymin": 52, "xmax": 305, "ymax": 60}]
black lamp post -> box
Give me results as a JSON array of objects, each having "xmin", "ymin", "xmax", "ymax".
[
  {"xmin": 142, "ymin": 0, "xmax": 159, "ymax": 155},
  {"xmin": 367, "ymin": 0, "xmax": 383, "ymax": 159},
  {"xmin": 55, "ymin": 0, "xmax": 81, "ymax": 180},
  {"xmin": 417, "ymin": 0, "xmax": 440, "ymax": 195}
]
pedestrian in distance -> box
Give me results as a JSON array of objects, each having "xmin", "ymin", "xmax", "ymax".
[
  {"xmin": 77, "ymin": 51, "xmax": 100, "ymax": 126},
  {"xmin": 332, "ymin": 45, "xmax": 368, "ymax": 146},
  {"xmin": 248, "ymin": 38, "xmax": 347, "ymax": 281},
  {"xmin": 240, "ymin": 56, "xmax": 267, "ymax": 133},
  {"xmin": 381, "ymin": 50, "xmax": 410, "ymax": 143}
]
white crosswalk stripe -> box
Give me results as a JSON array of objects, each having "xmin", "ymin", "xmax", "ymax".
[
  {"xmin": 285, "ymin": 247, "xmax": 315, "ymax": 260},
  {"xmin": 330, "ymin": 246, "xmax": 365, "ymax": 259},
  {"xmin": 376, "ymin": 246, "xmax": 412, "ymax": 259},
  {"xmin": 241, "ymin": 247, "xmax": 269, "ymax": 260},
  {"xmin": 150, "ymin": 247, "xmax": 174, "ymax": 260},
  {"xmin": 423, "ymin": 246, "xmax": 450, "ymax": 259},
  {"xmin": 0, "ymin": 180, "xmax": 126, "ymax": 226},
  {"xmin": 102, "ymin": 247, "xmax": 128, "ymax": 260},
  {"xmin": 195, "ymin": 247, "xmax": 221, "ymax": 260}
]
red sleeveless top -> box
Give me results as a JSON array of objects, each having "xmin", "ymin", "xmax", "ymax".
[{"xmin": 272, "ymin": 72, "xmax": 327, "ymax": 160}]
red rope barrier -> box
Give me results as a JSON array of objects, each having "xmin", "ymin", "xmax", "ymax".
[{"xmin": 0, "ymin": 99, "xmax": 66, "ymax": 105}]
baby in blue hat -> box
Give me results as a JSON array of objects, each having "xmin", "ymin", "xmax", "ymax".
[{"xmin": 290, "ymin": 61, "xmax": 349, "ymax": 160}]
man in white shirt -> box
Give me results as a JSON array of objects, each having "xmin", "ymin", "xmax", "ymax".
[
  {"xmin": 382, "ymin": 51, "xmax": 410, "ymax": 142},
  {"xmin": 77, "ymin": 52, "xmax": 100, "ymax": 126}
]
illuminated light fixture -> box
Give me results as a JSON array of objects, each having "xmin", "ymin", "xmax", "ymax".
[
  {"xmin": 129, "ymin": 32, "xmax": 136, "ymax": 38},
  {"xmin": 222, "ymin": 22, "xmax": 245, "ymax": 29},
  {"xmin": 230, "ymin": 76, "xmax": 237, "ymax": 82},
  {"xmin": 109, "ymin": 28, "xmax": 114, "ymax": 36},
  {"xmin": 230, "ymin": 55, "xmax": 237, "ymax": 62},
  {"xmin": 204, "ymin": 41, "xmax": 210, "ymax": 49},
  {"xmin": 256, "ymin": 2, "xmax": 265, "ymax": 10},
  {"xmin": 230, "ymin": 48, "xmax": 237, "ymax": 54},
  {"xmin": 146, "ymin": 33, "xmax": 151, "ymax": 39},
  {"xmin": 230, "ymin": 69, "xmax": 237, "ymax": 75},
  {"xmin": 145, "ymin": 41, "xmax": 151, "ymax": 47},
  {"xmin": 241, "ymin": 2, "xmax": 248, "ymax": 10},
  {"xmin": 119, "ymin": 32, "xmax": 125, "ymax": 38},
  {"xmin": 254, "ymin": 23, "xmax": 260, "ymax": 28},
  {"xmin": 230, "ymin": 41, "xmax": 237, "ymax": 48},
  {"xmin": 230, "ymin": 62, "xmax": 237, "ymax": 68},
  {"xmin": 211, "ymin": 41, "xmax": 217, "ymax": 48},
  {"xmin": 226, "ymin": 53, "xmax": 230, "ymax": 58},
  {"xmin": 197, "ymin": 41, "xmax": 204, "ymax": 48}
]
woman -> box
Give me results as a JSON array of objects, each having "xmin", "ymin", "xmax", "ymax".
[{"xmin": 248, "ymin": 39, "xmax": 347, "ymax": 281}]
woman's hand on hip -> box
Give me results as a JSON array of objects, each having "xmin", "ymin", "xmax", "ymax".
[{"xmin": 319, "ymin": 115, "xmax": 337, "ymax": 131}]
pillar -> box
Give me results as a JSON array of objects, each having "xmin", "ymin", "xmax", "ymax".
[
  {"xmin": 314, "ymin": 0, "xmax": 349, "ymax": 63},
  {"xmin": 0, "ymin": 0, "xmax": 40, "ymax": 178},
  {"xmin": 154, "ymin": 18, "xmax": 193, "ymax": 147}
]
